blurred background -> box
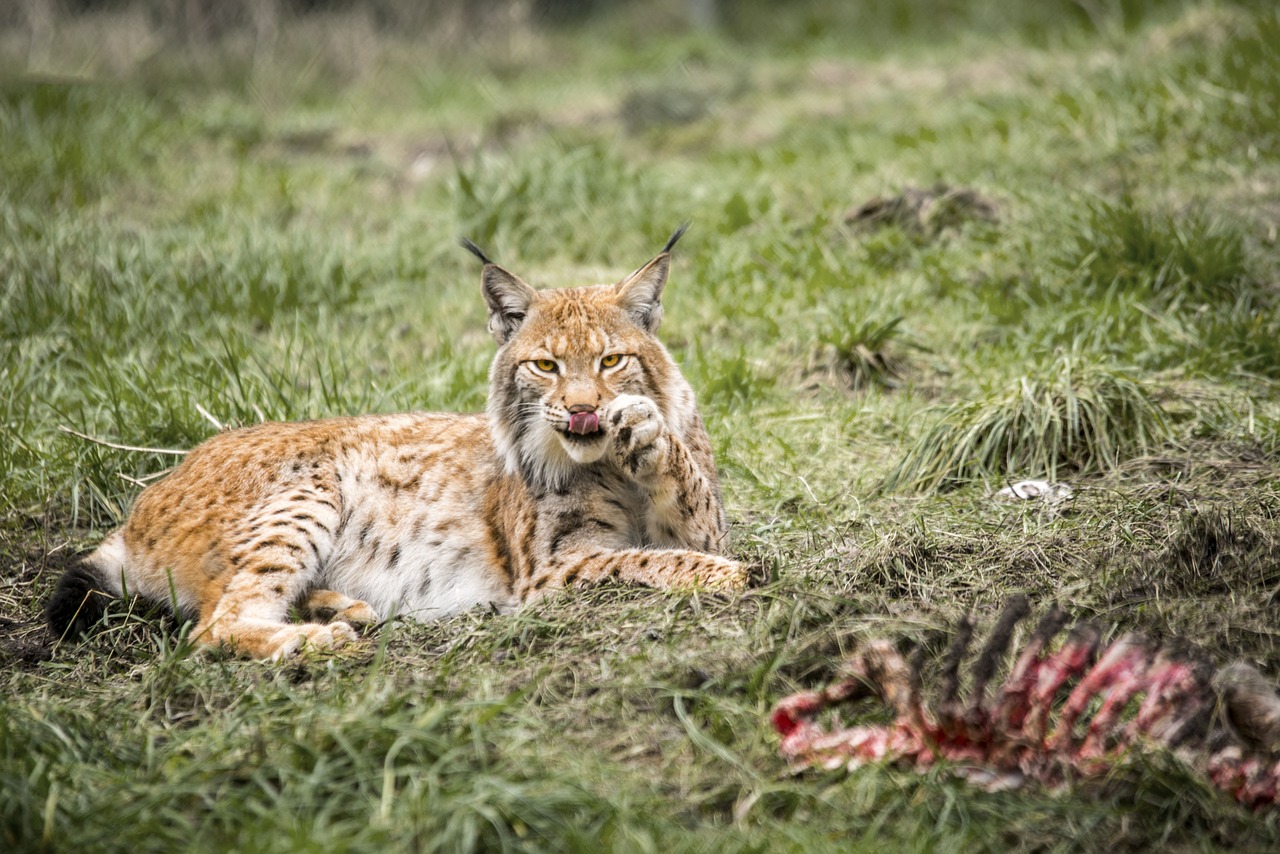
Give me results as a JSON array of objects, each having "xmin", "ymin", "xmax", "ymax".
[{"xmin": 3, "ymin": 0, "xmax": 1201, "ymax": 83}]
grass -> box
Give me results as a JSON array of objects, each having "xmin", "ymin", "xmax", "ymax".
[
  {"xmin": 883, "ymin": 352, "xmax": 1171, "ymax": 492},
  {"xmin": 1062, "ymin": 192, "xmax": 1255, "ymax": 301},
  {"xmin": 814, "ymin": 306, "xmax": 913, "ymax": 392},
  {"xmin": 3, "ymin": 0, "xmax": 1280, "ymax": 850}
]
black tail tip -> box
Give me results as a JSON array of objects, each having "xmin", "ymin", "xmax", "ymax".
[{"xmin": 45, "ymin": 562, "xmax": 112, "ymax": 642}]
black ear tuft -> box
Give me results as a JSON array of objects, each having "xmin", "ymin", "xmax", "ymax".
[
  {"xmin": 662, "ymin": 221, "xmax": 691, "ymax": 255},
  {"xmin": 46, "ymin": 561, "xmax": 113, "ymax": 642},
  {"xmin": 459, "ymin": 237, "xmax": 495, "ymax": 266}
]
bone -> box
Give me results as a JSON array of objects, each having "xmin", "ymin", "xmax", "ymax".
[
  {"xmin": 939, "ymin": 613, "xmax": 975, "ymax": 710},
  {"xmin": 1126, "ymin": 653, "xmax": 1208, "ymax": 746},
  {"xmin": 995, "ymin": 604, "xmax": 1070, "ymax": 733},
  {"xmin": 822, "ymin": 676, "xmax": 872, "ymax": 706},
  {"xmin": 771, "ymin": 599, "xmax": 1280, "ymax": 809},
  {"xmin": 1207, "ymin": 750, "xmax": 1280, "ymax": 810},
  {"xmin": 1048, "ymin": 635, "xmax": 1151, "ymax": 754},
  {"xmin": 968, "ymin": 595, "xmax": 1030, "ymax": 712},
  {"xmin": 1024, "ymin": 622, "xmax": 1100, "ymax": 742},
  {"xmin": 1144, "ymin": 675, "xmax": 1215, "ymax": 751},
  {"xmin": 1075, "ymin": 657, "xmax": 1154, "ymax": 761}
]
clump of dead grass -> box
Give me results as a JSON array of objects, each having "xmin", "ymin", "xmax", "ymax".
[{"xmin": 843, "ymin": 183, "xmax": 999, "ymax": 240}]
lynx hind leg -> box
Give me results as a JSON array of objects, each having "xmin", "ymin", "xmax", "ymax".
[
  {"xmin": 194, "ymin": 503, "xmax": 356, "ymax": 660},
  {"xmin": 196, "ymin": 572, "xmax": 359, "ymax": 660},
  {"xmin": 301, "ymin": 589, "xmax": 380, "ymax": 629}
]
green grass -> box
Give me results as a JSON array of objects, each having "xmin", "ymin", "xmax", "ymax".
[
  {"xmin": 1061, "ymin": 192, "xmax": 1255, "ymax": 301},
  {"xmin": 4, "ymin": 0, "xmax": 1280, "ymax": 851},
  {"xmin": 883, "ymin": 352, "xmax": 1170, "ymax": 492}
]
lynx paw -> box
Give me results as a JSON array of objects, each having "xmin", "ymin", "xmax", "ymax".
[
  {"xmin": 305, "ymin": 590, "xmax": 380, "ymax": 630},
  {"xmin": 673, "ymin": 556, "xmax": 750, "ymax": 593},
  {"xmin": 333, "ymin": 601, "xmax": 379, "ymax": 628},
  {"xmin": 607, "ymin": 394, "xmax": 667, "ymax": 475},
  {"xmin": 709, "ymin": 558, "xmax": 751, "ymax": 592},
  {"xmin": 268, "ymin": 621, "xmax": 359, "ymax": 661}
]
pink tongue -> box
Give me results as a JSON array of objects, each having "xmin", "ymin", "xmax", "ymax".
[{"xmin": 568, "ymin": 411, "xmax": 599, "ymax": 435}]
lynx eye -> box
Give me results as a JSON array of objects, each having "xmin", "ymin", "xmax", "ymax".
[
  {"xmin": 532, "ymin": 358, "xmax": 559, "ymax": 374},
  {"xmin": 600, "ymin": 354, "xmax": 622, "ymax": 369}
]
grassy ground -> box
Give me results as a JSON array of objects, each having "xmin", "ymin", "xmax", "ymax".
[{"xmin": 3, "ymin": 1, "xmax": 1280, "ymax": 850}]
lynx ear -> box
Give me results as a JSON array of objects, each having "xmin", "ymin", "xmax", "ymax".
[
  {"xmin": 617, "ymin": 254, "xmax": 669, "ymax": 333},
  {"xmin": 480, "ymin": 264, "xmax": 537, "ymax": 344},
  {"xmin": 461, "ymin": 237, "xmax": 537, "ymax": 344},
  {"xmin": 617, "ymin": 224, "xmax": 686, "ymax": 333}
]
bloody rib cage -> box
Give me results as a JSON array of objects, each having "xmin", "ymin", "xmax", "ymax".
[{"xmin": 771, "ymin": 596, "xmax": 1280, "ymax": 808}]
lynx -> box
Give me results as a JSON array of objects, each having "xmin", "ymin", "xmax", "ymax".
[{"xmin": 46, "ymin": 227, "xmax": 749, "ymax": 659}]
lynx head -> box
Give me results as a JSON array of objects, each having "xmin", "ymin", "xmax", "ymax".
[{"xmin": 462, "ymin": 226, "xmax": 697, "ymax": 489}]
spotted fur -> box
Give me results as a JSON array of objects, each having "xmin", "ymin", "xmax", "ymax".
[{"xmin": 46, "ymin": 231, "xmax": 746, "ymax": 659}]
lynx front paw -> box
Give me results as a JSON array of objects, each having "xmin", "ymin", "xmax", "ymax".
[
  {"xmin": 268, "ymin": 621, "xmax": 359, "ymax": 661},
  {"xmin": 661, "ymin": 554, "xmax": 750, "ymax": 592},
  {"xmin": 607, "ymin": 394, "xmax": 667, "ymax": 476},
  {"xmin": 706, "ymin": 558, "xmax": 750, "ymax": 592}
]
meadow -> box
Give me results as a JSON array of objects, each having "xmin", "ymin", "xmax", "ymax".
[{"xmin": 2, "ymin": 0, "xmax": 1279, "ymax": 850}]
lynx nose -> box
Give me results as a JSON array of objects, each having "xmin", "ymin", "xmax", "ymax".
[{"xmin": 566, "ymin": 404, "xmax": 600, "ymax": 435}]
